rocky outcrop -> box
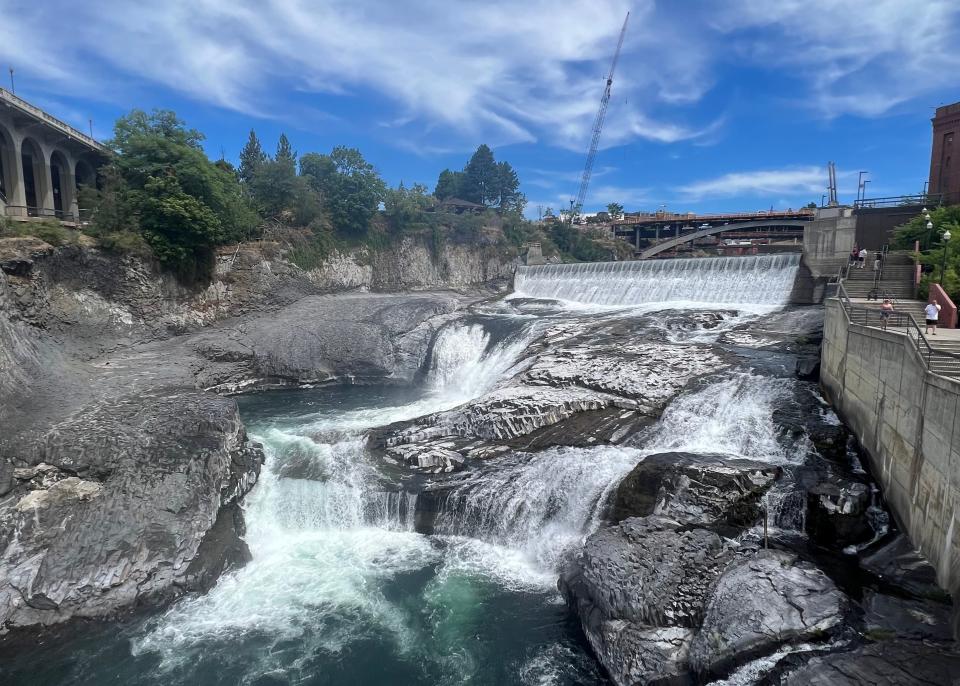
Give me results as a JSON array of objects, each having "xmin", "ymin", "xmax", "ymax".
[
  {"xmin": 189, "ymin": 292, "xmax": 467, "ymax": 392},
  {"xmin": 0, "ymin": 392, "xmax": 262, "ymax": 632},
  {"xmin": 688, "ymin": 550, "xmax": 846, "ymax": 677},
  {"xmin": 559, "ymin": 516, "xmax": 733, "ymax": 685},
  {"xmin": 780, "ymin": 640, "xmax": 960, "ymax": 685},
  {"xmin": 609, "ymin": 453, "xmax": 781, "ymax": 530},
  {"xmin": 805, "ymin": 478, "xmax": 874, "ymax": 548}
]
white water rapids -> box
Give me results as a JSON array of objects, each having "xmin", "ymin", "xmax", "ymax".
[{"xmin": 124, "ymin": 258, "xmax": 815, "ymax": 685}]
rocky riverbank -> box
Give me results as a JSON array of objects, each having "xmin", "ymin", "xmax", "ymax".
[{"xmin": 0, "ymin": 236, "xmax": 510, "ymax": 636}]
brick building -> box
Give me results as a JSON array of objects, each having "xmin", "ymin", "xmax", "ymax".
[{"xmin": 929, "ymin": 102, "xmax": 960, "ymax": 204}]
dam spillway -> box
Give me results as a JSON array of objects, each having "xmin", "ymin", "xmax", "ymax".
[{"xmin": 512, "ymin": 253, "xmax": 801, "ymax": 308}]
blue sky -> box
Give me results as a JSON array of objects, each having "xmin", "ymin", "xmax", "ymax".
[{"xmin": 2, "ymin": 0, "xmax": 959, "ymax": 217}]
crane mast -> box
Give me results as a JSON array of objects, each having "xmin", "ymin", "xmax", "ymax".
[{"xmin": 570, "ymin": 11, "xmax": 629, "ymax": 224}]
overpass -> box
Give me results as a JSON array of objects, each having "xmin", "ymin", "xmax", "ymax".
[
  {"xmin": 612, "ymin": 209, "xmax": 815, "ymax": 255},
  {"xmin": 637, "ymin": 220, "xmax": 811, "ymax": 258}
]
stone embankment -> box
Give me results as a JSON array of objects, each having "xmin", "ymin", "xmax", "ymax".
[{"xmin": 821, "ymin": 297, "xmax": 960, "ymax": 637}]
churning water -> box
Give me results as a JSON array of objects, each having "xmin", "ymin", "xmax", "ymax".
[
  {"xmin": 2, "ymin": 258, "xmax": 819, "ymax": 686},
  {"xmin": 512, "ymin": 254, "xmax": 800, "ymax": 309}
]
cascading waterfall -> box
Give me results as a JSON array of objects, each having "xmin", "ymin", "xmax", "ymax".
[
  {"xmin": 512, "ymin": 253, "xmax": 800, "ymax": 308},
  {"xmin": 638, "ymin": 372, "xmax": 808, "ymax": 464},
  {"xmin": 433, "ymin": 446, "xmax": 642, "ymax": 574},
  {"xmin": 40, "ymin": 256, "xmax": 839, "ymax": 686}
]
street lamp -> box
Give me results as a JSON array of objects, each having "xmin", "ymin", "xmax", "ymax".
[
  {"xmin": 941, "ymin": 230, "xmax": 952, "ymax": 285},
  {"xmin": 926, "ymin": 213, "xmax": 934, "ymax": 249}
]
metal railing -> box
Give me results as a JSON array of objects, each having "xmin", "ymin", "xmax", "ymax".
[
  {"xmin": 4, "ymin": 205, "xmax": 80, "ymax": 222},
  {"xmin": 834, "ymin": 281, "xmax": 960, "ymax": 373},
  {"xmin": 854, "ymin": 192, "xmax": 960, "ymax": 209}
]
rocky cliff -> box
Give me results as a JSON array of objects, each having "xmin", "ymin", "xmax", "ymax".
[{"xmin": 0, "ymin": 235, "xmax": 510, "ymax": 635}]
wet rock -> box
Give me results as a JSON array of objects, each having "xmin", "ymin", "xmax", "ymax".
[
  {"xmin": 862, "ymin": 590, "xmax": 955, "ymax": 641},
  {"xmin": 772, "ymin": 387, "xmax": 849, "ymax": 461},
  {"xmin": 560, "ymin": 516, "xmax": 733, "ymax": 684},
  {"xmin": 780, "ymin": 639, "xmax": 960, "ymax": 685},
  {"xmin": 795, "ymin": 356, "xmax": 820, "ymax": 380},
  {"xmin": 193, "ymin": 292, "xmax": 466, "ymax": 391},
  {"xmin": 805, "ymin": 478, "xmax": 873, "ymax": 548},
  {"xmin": 860, "ymin": 534, "xmax": 950, "ymax": 602},
  {"xmin": 610, "ymin": 452, "xmax": 780, "ymax": 531},
  {"xmin": 689, "ymin": 549, "xmax": 847, "ymax": 678},
  {"xmin": 523, "ymin": 342, "xmax": 726, "ymax": 414},
  {"xmin": 0, "ymin": 393, "xmax": 263, "ymax": 633}
]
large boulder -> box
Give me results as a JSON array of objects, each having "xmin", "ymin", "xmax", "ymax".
[
  {"xmin": 805, "ymin": 478, "xmax": 874, "ymax": 548},
  {"xmin": 559, "ymin": 516, "xmax": 733, "ymax": 685},
  {"xmin": 609, "ymin": 453, "xmax": 780, "ymax": 530},
  {"xmin": 780, "ymin": 640, "xmax": 960, "ymax": 685},
  {"xmin": 688, "ymin": 549, "xmax": 847, "ymax": 678},
  {"xmin": 0, "ymin": 391, "xmax": 263, "ymax": 633}
]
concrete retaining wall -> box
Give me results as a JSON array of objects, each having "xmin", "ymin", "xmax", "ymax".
[{"xmin": 822, "ymin": 299, "xmax": 959, "ymax": 621}]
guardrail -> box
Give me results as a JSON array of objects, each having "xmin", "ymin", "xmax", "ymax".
[
  {"xmin": 832, "ymin": 281, "xmax": 960, "ymax": 371},
  {"xmin": 854, "ymin": 192, "xmax": 960, "ymax": 209},
  {"xmin": 4, "ymin": 205, "xmax": 80, "ymax": 223}
]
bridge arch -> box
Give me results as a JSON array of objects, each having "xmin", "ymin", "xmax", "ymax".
[
  {"xmin": 19, "ymin": 136, "xmax": 50, "ymax": 216},
  {"xmin": 0, "ymin": 121, "xmax": 20, "ymax": 208},
  {"xmin": 49, "ymin": 149, "xmax": 73, "ymax": 218},
  {"xmin": 637, "ymin": 220, "xmax": 810, "ymax": 259}
]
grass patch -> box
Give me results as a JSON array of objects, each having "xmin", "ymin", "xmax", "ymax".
[{"xmin": 0, "ymin": 219, "xmax": 78, "ymax": 247}]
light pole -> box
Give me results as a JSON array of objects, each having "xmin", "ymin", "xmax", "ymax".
[
  {"xmin": 941, "ymin": 230, "xmax": 952, "ymax": 285},
  {"xmin": 861, "ymin": 179, "xmax": 871, "ymax": 203},
  {"xmin": 926, "ymin": 211, "xmax": 934, "ymax": 249},
  {"xmin": 7, "ymin": 67, "xmax": 13, "ymax": 94},
  {"xmin": 857, "ymin": 171, "xmax": 868, "ymax": 203}
]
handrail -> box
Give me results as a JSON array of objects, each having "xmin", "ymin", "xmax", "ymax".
[{"xmin": 834, "ymin": 281, "xmax": 960, "ymax": 371}]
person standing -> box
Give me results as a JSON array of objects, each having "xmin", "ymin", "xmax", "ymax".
[
  {"xmin": 880, "ymin": 299, "xmax": 894, "ymax": 331},
  {"xmin": 858, "ymin": 247, "xmax": 868, "ymax": 269},
  {"xmin": 925, "ymin": 300, "xmax": 942, "ymax": 335},
  {"xmin": 850, "ymin": 246, "xmax": 859, "ymax": 266}
]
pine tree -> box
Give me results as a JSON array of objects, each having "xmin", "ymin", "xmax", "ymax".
[
  {"xmin": 238, "ymin": 129, "xmax": 266, "ymax": 184},
  {"xmin": 462, "ymin": 144, "xmax": 499, "ymax": 205},
  {"xmin": 276, "ymin": 133, "xmax": 297, "ymax": 168}
]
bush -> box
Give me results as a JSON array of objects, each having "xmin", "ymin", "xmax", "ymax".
[
  {"xmin": 96, "ymin": 231, "xmax": 153, "ymax": 258},
  {"xmin": 0, "ymin": 219, "xmax": 76, "ymax": 247}
]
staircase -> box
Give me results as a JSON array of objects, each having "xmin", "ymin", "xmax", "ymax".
[
  {"xmin": 842, "ymin": 251, "xmax": 916, "ymax": 300},
  {"xmin": 928, "ymin": 341, "xmax": 960, "ymax": 377}
]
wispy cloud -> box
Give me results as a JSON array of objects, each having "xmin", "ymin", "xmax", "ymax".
[{"xmin": 677, "ymin": 167, "xmax": 827, "ymax": 200}]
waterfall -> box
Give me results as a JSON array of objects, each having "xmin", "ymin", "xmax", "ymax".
[
  {"xmin": 426, "ymin": 323, "xmax": 530, "ymax": 401},
  {"xmin": 637, "ymin": 373, "xmax": 808, "ymax": 464},
  {"xmin": 433, "ymin": 446, "xmax": 641, "ymax": 574},
  {"xmin": 512, "ymin": 254, "xmax": 800, "ymax": 308}
]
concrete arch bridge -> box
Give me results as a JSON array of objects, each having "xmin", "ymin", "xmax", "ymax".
[{"xmin": 636, "ymin": 220, "xmax": 811, "ymax": 259}]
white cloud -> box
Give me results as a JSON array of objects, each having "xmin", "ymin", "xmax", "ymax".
[
  {"xmin": 709, "ymin": 0, "xmax": 960, "ymax": 117},
  {"xmin": 677, "ymin": 167, "xmax": 828, "ymax": 200}
]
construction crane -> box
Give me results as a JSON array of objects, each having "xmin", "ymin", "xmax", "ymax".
[{"xmin": 569, "ymin": 11, "xmax": 630, "ymax": 224}]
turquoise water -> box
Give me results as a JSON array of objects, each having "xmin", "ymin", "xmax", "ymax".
[{"xmin": 2, "ymin": 385, "xmax": 608, "ymax": 686}]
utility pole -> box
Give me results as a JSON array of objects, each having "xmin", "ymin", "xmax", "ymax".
[{"xmin": 8, "ymin": 67, "xmax": 14, "ymax": 94}]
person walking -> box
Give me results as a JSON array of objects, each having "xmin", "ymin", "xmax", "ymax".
[
  {"xmin": 849, "ymin": 246, "xmax": 859, "ymax": 266},
  {"xmin": 925, "ymin": 300, "xmax": 942, "ymax": 335},
  {"xmin": 858, "ymin": 247, "xmax": 868, "ymax": 269},
  {"xmin": 880, "ymin": 298, "xmax": 894, "ymax": 331}
]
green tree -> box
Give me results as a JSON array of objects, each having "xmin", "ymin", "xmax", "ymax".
[
  {"xmin": 138, "ymin": 174, "xmax": 223, "ymax": 278},
  {"xmin": 607, "ymin": 202, "xmax": 624, "ymax": 218},
  {"xmin": 435, "ymin": 169, "xmax": 464, "ymax": 200},
  {"xmin": 275, "ymin": 133, "xmax": 296, "ymax": 167},
  {"xmin": 495, "ymin": 161, "xmax": 523, "ymax": 212},
  {"xmin": 106, "ymin": 109, "xmax": 258, "ymax": 274},
  {"xmin": 238, "ymin": 129, "xmax": 266, "ymax": 184},
  {"xmin": 300, "ymin": 146, "xmax": 385, "ymax": 236},
  {"xmin": 462, "ymin": 144, "xmax": 499, "ymax": 205},
  {"xmin": 385, "ymin": 182, "xmax": 432, "ymax": 233}
]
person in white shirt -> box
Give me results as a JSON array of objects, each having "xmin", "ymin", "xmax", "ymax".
[
  {"xmin": 925, "ymin": 300, "xmax": 942, "ymax": 335},
  {"xmin": 858, "ymin": 248, "xmax": 868, "ymax": 268}
]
